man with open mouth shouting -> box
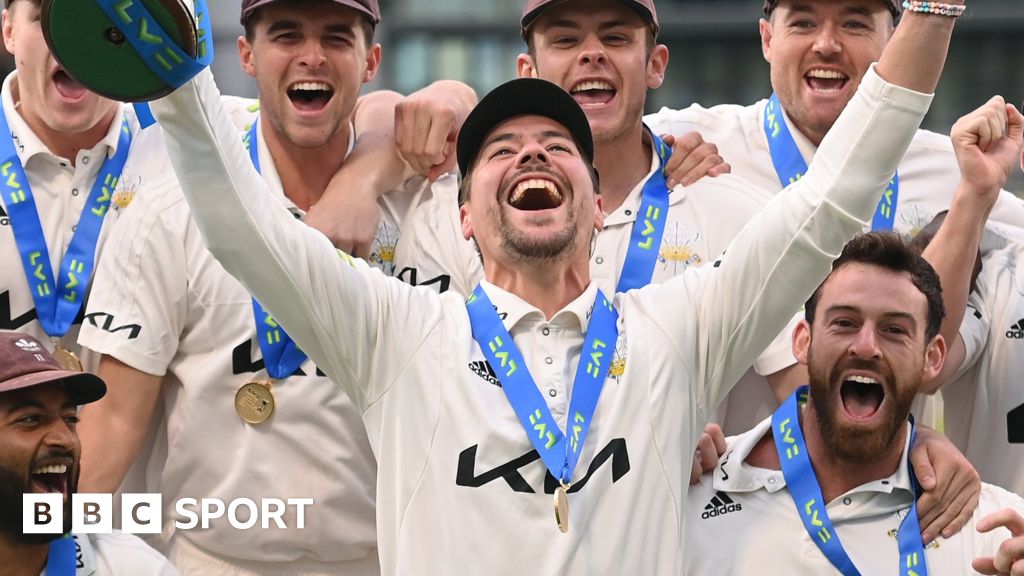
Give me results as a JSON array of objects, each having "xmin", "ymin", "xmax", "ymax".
[
  {"xmin": 0, "ymin": 331, "xmax": 178, "ymax": 575},
  {"xmin": 125, "ymin": 0, "xmax": 962, "ymax": 570},
  {"xmin": 686, "ymin": 97, "xmax": 1024, "ymax": 575}
]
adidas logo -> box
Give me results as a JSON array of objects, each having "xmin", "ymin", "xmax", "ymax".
[
  {"xmin": 1006, "ymin": 319, "xmax": 1024, "ymax": 340},
  {"xmin": 469, "ymin": 360, "xmax": 501, "ymax": 388},
  {"xmin": 701, "ymin": 491, "xmax": 742, "ymax": 519},
  {"xmin": 14, "ymin": 338, "xmax": 41, "ymax": 352}
]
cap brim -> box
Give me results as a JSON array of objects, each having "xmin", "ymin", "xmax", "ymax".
[
  {"xmin": 456, "ymin": 78, "xmax": 593, "ymax": 177},
  {"xmin": 1, "ymin": 371, "xmax": 106, "ymax": 406}
]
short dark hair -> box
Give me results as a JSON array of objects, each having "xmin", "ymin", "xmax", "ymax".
[
  {"xmin": 805, "ymin": 232, "xmax": 945, "ymax": 340},
  {"xmin": 243, "ymin": 0, "xmax": 376, "ymax": 47}
]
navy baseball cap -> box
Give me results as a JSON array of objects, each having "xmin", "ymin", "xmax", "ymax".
[
  {"xmin": 241, "ymin": 0, "xmax": 380, "ymax": 25},
  {"xmin": 456, "ymin": 78, "xmax": 594, "ymax": 178}
]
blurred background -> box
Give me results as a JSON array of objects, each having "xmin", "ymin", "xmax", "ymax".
[{"xmin": 5, "ymin": 0, "xmax": 1023, "ymax": 190}]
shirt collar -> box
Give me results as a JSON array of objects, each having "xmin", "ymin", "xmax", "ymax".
[
  {"xmin": 2, "ymin": 71, "xmax": 126, "ymax": 165},
  {"xmin": 754, "ymin": 98, "xmax": 818, "ymax": 164},
  {"xmin": 254, "ymin": 118, "xmax": 356, "ymax": 215},
  {"xmin": 714, "ymin": 416, "xmax": 916, "ymax": 501},
  {"xmin": 478, "ymin": 280, "xmax": 598, "ymax": 334}
]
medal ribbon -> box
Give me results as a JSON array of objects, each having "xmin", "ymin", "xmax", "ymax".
[
  {"xmin": 466, "ymin": 285, "xmax": 618, "ymax": 483},
  {"xmin": 93, "ymin": 0, "xmax": 214, "ymax": 93},
  {"xmin": 772, "ymin": 386, "xmax": 929, "ymax": 576},
  {"xmin": 2, "ymin": 107, "xmax": 130, "ymax": 338},
  {"xmin": 616, "ymin": 127, "xmax": 671, "ymax": 293},
  {"xmin": 245, "ymin": 119, "xmax": 307, "ymax": 379},
  {"xmin": 763, "ymin": 93, "xmax": 899, "ymax": 231},
  {"xmin": 45, "ymin": 534, "xmax": 76, "ymax": 576}
]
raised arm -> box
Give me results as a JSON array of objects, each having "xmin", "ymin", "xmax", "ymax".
[
  {"xmin": 149, "ymin": 71, "xmax": 437, "ymax": 408},
  {"xmin": 921, "ymin": 97, "xmax": 1024, "ymax": 391}
]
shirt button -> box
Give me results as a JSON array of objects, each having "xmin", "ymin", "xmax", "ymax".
[
  {"xmin": 542, "ymin": 328, "xmax": 550, "ymax": 336},
  {"xmin": 625, "ymin": 210, "xmax": 632, "ymax": 216},
  {"xmin": 767, "ymin": 478, "xmax": 776, "ymax": 485},
  {"xmin": 842, "ymin": 497, "xmax": 852, "ymax": 506},
  {"xmin": 545, "ymin": 357, "xmax": 553, "ymax": 365},
  {"xmin": 71, "ymin": 225, "xmax": 77, "ymax": 233},
  {"xmin": 82, "ymin": 157, "xmax": 90, "ymax": 164},
  {"xmin": 595, "ymin": 256, "xmax": 604, "ymax": 264},
  {"xmin": 548, "ymin": 389, "xmax": 557, "ymax": 397},
  {"xmin": 71, "ymin": 188, "xmax": 79, "ymax": 196}
]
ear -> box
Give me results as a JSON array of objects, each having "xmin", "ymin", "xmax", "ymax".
[
  {"xmin": 362, "ymin": 43, "xmax": 382, "ymax": 84},
  {"xmin": 593, "ymin": 195, "xmax": 605, "ymax": 231},
  {"xmin": 237, "ymin": 35, "xmax": 257, "ymax": 78},
  {"xmin": 645, "ymin": 44, "xmax": 669, "ymax": 90},
  {"xmin": 2, "ymin": 9, "xmax": 15, "ymax": 55},
  {"xmin": 792, "ymin": 319, "xmax": 812, "ymax": 366},
  {"xmin": 921, "ymin": 335, "xmax": 947, "ymax": 383},
  {"xmin": 759, "ymin": 18, "xmax": 774, "ymax": 64},
  {"xmin": 460, "ymin": 203, "xmax": 474, "ymax": 241},
  {"xmin": 517, "ymin": 53, "xmax": 539, "ymax": 79}
]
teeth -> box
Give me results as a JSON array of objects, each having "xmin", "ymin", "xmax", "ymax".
[
  {"xmin": 510, "ymin": 179, "xmax": 561, "ymax": 205},
  {"xmin": 290, "ymin": 82, "xmax": 331, "ymax": 92},
  {"xmin": 572, "ymin": 80, "xmax": 613, "ymax": 93},
  {"xmin": 32, "ymin": 464, "xmax": 67, "ymax": 475},
  {"xmin": 806, "ymin": 69, "xmax": 846, "ymax": 80},
  {"xmin": 846, "ymin": 375, "xmax": 878, "ymax": 385}
]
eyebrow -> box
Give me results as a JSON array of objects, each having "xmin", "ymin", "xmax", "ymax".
[
  {"xmin": 481, "ymin": 129, "xmax": 573, "ymax": 150},
  {"xmin": 824, "ymin": 305, "xmax": 919, "ymax": 325}
]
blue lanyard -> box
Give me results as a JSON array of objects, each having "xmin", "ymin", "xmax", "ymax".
[
  {"xmin": 772, "ymin": 386, "xmax": 929, "ymax": 576},
  {"xmin": 466, "ymin": 286, "xmax": 618, "ymax": 483},
  {"xmin": 2, "ymin": 107, "xmax": 130, "ymax": 338},
  {"xmin": 244, "ymin": 119, "xmax": 307, "ymax": 379},
  {"xmin": 93, "ymin": 0, "xmax": 214, "ymax": 91},
  {"xmin": 616, "ymin": 127, "xmax": 671, "ymax": 293},
  {"xmin": 763, "ymin": 93, "xmax": 899, "ymax": 231},
  {"xmin": 45, "ymin": 534, "xmax": 76, "ymax": 576}
]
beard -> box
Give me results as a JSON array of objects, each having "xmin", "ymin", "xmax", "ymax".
[
  {"xmin": 492, "ymin": 166, "xmax": 581, "ymax": 262},
  {"xmin": 0, "ymin": 457, "xmax": 77, "ymax": 545},
  {"xmin": 807, "ymin": 350, "xmax": 918, "ymax": 463}
]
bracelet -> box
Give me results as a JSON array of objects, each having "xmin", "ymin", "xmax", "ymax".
[{"xmin": 901, "ymin": 1, "xmax": 967, "ymax": 17}]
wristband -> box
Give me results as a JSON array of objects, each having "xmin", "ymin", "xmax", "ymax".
[{"xmin": 901, "ymin": 1, "xmax": 967, "ymax": 17}]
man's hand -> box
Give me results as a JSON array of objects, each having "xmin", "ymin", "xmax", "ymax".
[
  {"xmin": 660, "ymin": 132, "xmax": 730, "ymax": 188},
  {"xmin": 973, "ymin": 509, "xmax": 1024, "ymax": 575},
  {"xmin": 951, "ymin": 96, "xmax": 1024, "ymax": 204},
  {"xmin": 911, "ymin": 426, "xmax": 981, "ymax": 542},
  {"xmin": 690, "ymin": 423, "xmax": 726, "ymax": 485},
  {"xmin": 395, "ymin": 80, "xmax": 477, "ymax": 181}
]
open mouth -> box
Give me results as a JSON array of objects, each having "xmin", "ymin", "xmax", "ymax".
[
  {"xmin": 805, "ymin": 69, "xmax": 849, "ymax": 94},
  {"xmin": 839, "ymin": 374, "xmax": 884, "ymax": 421},
  {"xmin": 52, "ymin": 69, "xmax": 87, "ymax": 102},
  {"xmin": 31, "ymin": 463, "xmax": 70, "ymax": 501},
  {"xmin": 508, "ymin": 178, "xmax": 564, "ymax": 211},
  {"xmin": 287, "ymin": 81, "xmax": 335, "ymax": 113},
  {"xmin": 570, "ymin": 80, "xmax": 616, "ymax": 106}
]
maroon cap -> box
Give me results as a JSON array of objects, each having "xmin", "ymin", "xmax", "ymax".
[
  {"xmin": 240, "ymin": 0, "xmax": 381, "ymax": 26},
  {"xmin": 763, "ymin": 0, "xmax": 900, "ymax": 18},
  {"xmin": 0, "ymin": 333, "xmax": 105, "ymax": 405},
  {"xmin": 521, "ymin": 0, "xmax": 659, "ymax": 39}
]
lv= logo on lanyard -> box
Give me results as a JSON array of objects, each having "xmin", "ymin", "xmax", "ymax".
[
  {"xmin": 616, "ymin": 124, "xmax": 672, "ymax": 293},
  {"xmin": 772, "ymin": 386, "xmax": 929, "ymax": 575},
  {"xmin": 233, "ymin": 119, "xmax": 308, "ymax": 425},
  {"xmin": 2, "ymin": 104, "xmax": 130, "ymax": 371},
  {"xmin": 763, "ymin": 93, "xmax": 899, "ymax": 231}
]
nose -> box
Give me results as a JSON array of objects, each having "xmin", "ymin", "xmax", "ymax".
[
  {"xmin": 298, "ymin": 39, "xmax": 327, "ymax": 68},
  {"xmin": 848, "ymin": 326, "xmax": 881, "ymax": 360},
  {"xmin": 43, "ymin": 417, "xmax": 77, "ymax": 452},
  {"xmin": 577, "ymin": 35, "xmax": 607, "ymax": 67},
  {"xmin": 812, "ymin": 24, "xmax": 842, "ymax": 57},
  {"xmin": 517, "ymin": 141, "xmax": 550, "ymax": 167}
]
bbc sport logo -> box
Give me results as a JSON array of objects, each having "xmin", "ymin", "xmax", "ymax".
[{"xmin": 23, "ymin": 494, "xmax": 314, "ymax": 534}]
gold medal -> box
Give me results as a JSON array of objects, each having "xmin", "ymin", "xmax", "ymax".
[
  {"xmin": 554, "ymin": 483, "xmax": 570, "ymax": 533},
  {"xmin": 235, "ymin": 381, "xmax": 275, "ymax": 424},
  {"xmin": 53, "ymin": 346, "xmax": 83, "ymax": 372}
]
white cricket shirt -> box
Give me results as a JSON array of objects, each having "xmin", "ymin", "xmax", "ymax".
[
  {"xmin": 686, "ymin": 417, "xmax": 1024, "ymax": 575},
  {"xmin": 148, "ymin": 66, "xmax": 930, "ymax": 575},
  {"xmin": 37, "ymin": 532, "xmax": 179, "ymax": 576},
  {"xmin": 78, "ymin": 97, "xmax": 434, "ymax": 573},
  {"xmin": 943, "ymin": 243, "xmax": 1024, "ymax": 495},
  {"xmin": 0, "ymin": 72, "xmax": 174, "ymax": 372}
]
